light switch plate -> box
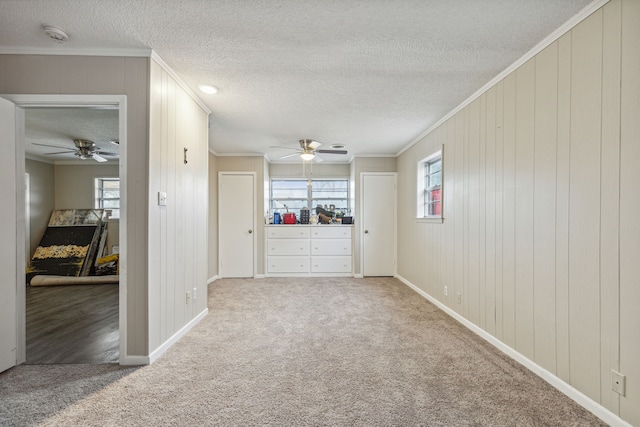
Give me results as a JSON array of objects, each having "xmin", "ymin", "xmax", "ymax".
[{"xmin": 158, "ymin": 191, "xmax": 167, "ymax": 206}]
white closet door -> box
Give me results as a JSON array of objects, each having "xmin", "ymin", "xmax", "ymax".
[
  {"xmin": 219, "ymin": 173, "xmax": 255, "ymax": 278},
  {"xmin": 361, "ymin": 173, "xmax": 396, "ymax": 276}
]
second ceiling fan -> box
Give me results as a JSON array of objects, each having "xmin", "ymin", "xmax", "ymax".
[{"xmin": 272, "ymin": 139, "xmax": 347, "ymax": 161}]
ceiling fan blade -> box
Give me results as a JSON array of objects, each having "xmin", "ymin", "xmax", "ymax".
[
  {"xmin": 44, "ymin": 150, "xmax": 76, "ymax": 155},
  {"xmin": 313, "ymin": 155, "xmax": 324, "ymax": 163},
  {"xmin": 96, "ymin": 151, "xmax": 119, "ymax": 156},
  {"xmin": 270, "ymin": 146, "xmax": 300, "ymax": 151},
  {"xmin": 33, "ymin": 142, "xmax": 71, "ymax": 150},
  {"xmin": 92, "ymin": 153, "xmax": 108, "ymax": 162},
  {"xmin": 316, "ymin": 149, "xmax": 348, "ymax": 155},
  {"xmin": 277, "ymin": 152, "xmax": 300, "ymax": 159}
]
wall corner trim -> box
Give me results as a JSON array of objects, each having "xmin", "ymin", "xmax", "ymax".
[
  {"xmin": 146, "ymin": 308, "xmax": 209, "ymax": 365},
  {"xmin": 396, "ymin": 275, "xmax": 632, "ymax": 427},
  {"xmin": 207, "ymin": 275, "xmax": 220, "ymax": 284}
]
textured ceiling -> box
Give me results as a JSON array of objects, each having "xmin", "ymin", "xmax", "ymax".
[{"xmin": 0, "ymin": 0, "xmax": 594, "ymax": 162}]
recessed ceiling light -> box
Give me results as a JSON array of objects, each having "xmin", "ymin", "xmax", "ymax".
[
  {"xmin": 43, "ymin": 25, "xmax": 69, "ymax": 43},
  {"xmin": 199, "ymin": 85, "xmax": 219, "ymax": 95},
  {"xmin": 330, "ymin": 144, "xmax": 345, "ymax": 150}
]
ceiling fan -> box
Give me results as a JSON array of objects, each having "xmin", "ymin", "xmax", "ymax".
[
  {"xmin": 33, "ymin": 139, "xmax": 118, "ymax": 162},
  {"xmin": 272, "ymin": 139, "xmax": 348, "ymax": 161}
]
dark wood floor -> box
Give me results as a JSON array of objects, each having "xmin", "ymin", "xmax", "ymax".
[{"xmin": 26, "ymin": 284, "xmax": 119, "ymax": 364}]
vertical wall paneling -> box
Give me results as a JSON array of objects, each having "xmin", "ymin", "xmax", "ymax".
[
  {"xmin": 619, "ymin": 0, "xmax": 640, "ymax": 423},
  {"xmin": 394, "ymin": 2, "xmax": 640, "ymax": 423},
  {"xmin": 445, "ymin": 120, "xmax": 456, "ymax": 308},
  {"xmin": 478, "ymin": 95, "xmax": 487, "ymax": 330},
  {"xmin": 148, "ymin": 59, "xmax": 209, "ymax": 352},
  {"xmin": 501, "ymin": 73, "xmax": 516, "ymax": 348},
  {"xmin": 514, "ymin": 59, "xmax": 535, "ymax": 360},
  {"xmin": 468, "ymin": 100, "xmax": 480, "ymax": 325},
  {"xmin": 555, "ymin": 32, "xmax": 572, "ymax": 384},
  {"xmin": 533, "ymin": 42, "xmax": 559, "ymax": 373},
  {"xmin": 454, "ymin": 113, "xmax": 465, "ymax": 313},
  {"xmin": 600, "ymin": 0, "xmax": 621, "ymax": 413},
  {"xmin": 484, "ymin": 87, "xmax": 497, "ymax": 336},
  {"xmin": 494, "ymin": 81, "xmax": 504, "ymax": 341},
  {"xmin": 568, "ymin": 10, "xmax": 603, "ymax": 401}
]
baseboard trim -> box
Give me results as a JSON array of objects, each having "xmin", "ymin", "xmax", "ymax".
[
  {"xmin": 396, "ymin": 275, "xmax": 631, "ymax": 427},
  {"xmin": 207, "ymin": 275, "xmax": 220, "ymax": 284},
  {"xmin": 255, "ymin": 274, "xmax": 266, "ymax": 279},
  {"xmin": 126, "ymin": 308, "xmax": 209, "ymax": 366}
]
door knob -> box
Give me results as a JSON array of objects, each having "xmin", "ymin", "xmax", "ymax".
[
  {"xmin": 365, "ymin": 230, "xmax": 369, "ymax": 234},
  {"xmin": 248, "ymin": 230, "xmax": 253, "ymax": 234}
]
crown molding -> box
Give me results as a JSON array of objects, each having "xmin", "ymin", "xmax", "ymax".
[{"xmin": 0, "ymin": 47, "xmax": 152, "ymax": 57}]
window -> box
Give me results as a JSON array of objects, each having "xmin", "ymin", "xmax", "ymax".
[
  {"xmin": 417, "ymin": 150, "xmax": 443, "ymax": 219},
  {"xmin": 271, "ymin": 179, "xmax": 349, "ymax": 216},
  {"xmin": 95, "ymin": 178, "xmax": 120, "ymax": 219}
]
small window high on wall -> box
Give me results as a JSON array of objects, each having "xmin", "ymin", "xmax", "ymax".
[
  {"xmin": 95, "ymin": 178, "xmax": 120, "ymax": 219},
  {"xmin": 417, "ymin": 149, "xmax": 443, "ymax": 220}
]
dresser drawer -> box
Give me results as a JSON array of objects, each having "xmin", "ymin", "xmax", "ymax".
[
  {"xmin": 267, "ymin": 256, "xmax": 310, "ymax": 273},
  {"xmin": 267, "ymin": 239, "xmax": 309, "ymax": 256},
  {"xmin": 311, "ymin": 239, "xmax": 351, "ymax": 256},
  {"xmin": 267, "ymin": 227, "xmax": 310, "ymax": 239},
  {"xmin": 311, "ymin": 256, "xmax": 352, "ymax": 273},
  {"xmin": 310, "ymin": 226, "xmax": 352, "ymax": 239}
]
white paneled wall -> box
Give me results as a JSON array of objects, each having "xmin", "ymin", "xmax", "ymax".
[
  {"xmin": 397, "ymin": 1, "xmax": 639, "ymax": 424},
  {"xmin": 149, "ymin": 59, "xmax": 209, "ymax": 353}
]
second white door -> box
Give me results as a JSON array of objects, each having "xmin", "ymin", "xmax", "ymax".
[
  {"xmin": 361, "ymin": 173, "xmax": 396, "ymax": 277},
  {"xmin": 219, "ymin": 173, "xmax": 255, "ymax": 278}
]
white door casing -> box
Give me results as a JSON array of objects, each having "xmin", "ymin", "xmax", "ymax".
[
  {"xmin": 361, "ymin": 173, "xmax": 397, "ymax": 277},
  {"xmin": 3, "ymin": 94, "xmax": 127, "ymax": 366},
  {"xmin": 219, "ymin": 172, "xmax": 255, "ymax": 278},
  {"xmin": 0, "ymin": 97, "xmax": 18, "ymax": 373}
]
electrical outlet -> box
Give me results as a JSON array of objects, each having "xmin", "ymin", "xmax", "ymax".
[
  {"xmin": 186, "ymin": 290, "xmax": 191, "ymax": 305},
  {"xmin": 612, "ymin": 370, "xmax": 626, "ymax": 396},
  {"xmin": 444, "ymin": 285, "xmax": 448, "ymax": 296},
  {"xmin": 456, "ymin": 292, "xmax": 462, "ymax": 304},
  {"xmin": 193, "ymin": 287, "xmax": 197, "ymax": 301}
]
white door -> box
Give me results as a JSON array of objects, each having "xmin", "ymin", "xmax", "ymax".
[
  {"xmin": 219, "ymin": 173, "xmax": 255, "ymax": 277},
  {"xmin": 361, "ymin": 173, "xmax": 396, "ymax": 276},
  {"xmin": 0, "ymin": 97, "xmax": 18, "ymax": 373}
]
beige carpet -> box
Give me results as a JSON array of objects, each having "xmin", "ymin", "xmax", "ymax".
[{"xmin": 0, "ymin": 277, "xmax": 605, "ymax": 426}]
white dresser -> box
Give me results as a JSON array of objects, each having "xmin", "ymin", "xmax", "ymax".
[{"xmin": 266, "ymin": 225, "xmax": 353, "ymax": 276}]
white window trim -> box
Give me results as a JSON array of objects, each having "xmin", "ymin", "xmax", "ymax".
[{"xmin": 416, "ymin": 147, "xmax": 444, "ymax": 223}]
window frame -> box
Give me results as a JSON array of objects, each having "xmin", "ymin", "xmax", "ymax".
[
  {"xmin": 416, "ymin": 148, "xmax": 444, "ymax": 223},
  {"xmin": 95, "ymin": 177, "xmax": 120, "ymax": 219},
  {"xmin": 270, "ymin": 178, "xmax": 350, "ymax": 216}
]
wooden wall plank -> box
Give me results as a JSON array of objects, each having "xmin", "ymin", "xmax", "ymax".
[
  {"xmin": 495, "ymin": 81, "xmax": 504, "ymax": 341},
  {"xmin": 479, "ymin": 94, "xmax": 487, "ymax": 331},
  {"xmin": 568, "ymin": 10, "xmax": 603, "ymax": 401},
  {"xmin": 555, "ymin": 31, "xmax": 572, "ymax": 385},
  {"xmin": 533, "ymin": 42, "xmax": 559, "ymax": 373},
  {"xmin": 485, "ymin": 86, "xmax": 497, "ymax": 336},
  {"xmin": 468, "ymin": 99, "xmax": 481, "ymax": 325},
  {"xmin": 514, "ymin": 59, "xmax": 536, "ymax": 360},
  {"xmin": 600, "ymin": 0, "xmax": 622, "ymax": 413},
  {"xmin": 619, "ymin": 0, "xmax": 640, "ymax": 423},
  {"xmin": 501, "ymin": 72, "xmax": 516, "ymax": 348},
  {"xmin": 454, "ymin": 112, "xmax": 465, "ymax": 313}
]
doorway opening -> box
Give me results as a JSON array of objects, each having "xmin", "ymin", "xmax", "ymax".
[{"xmin": 5, "ymin": 94, "xmax": 127, "ymax": 367}]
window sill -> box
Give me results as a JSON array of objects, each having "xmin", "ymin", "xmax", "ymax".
[{"xmin": 416, "ymin": 217, "xmax": 444, "ymax": 224}]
